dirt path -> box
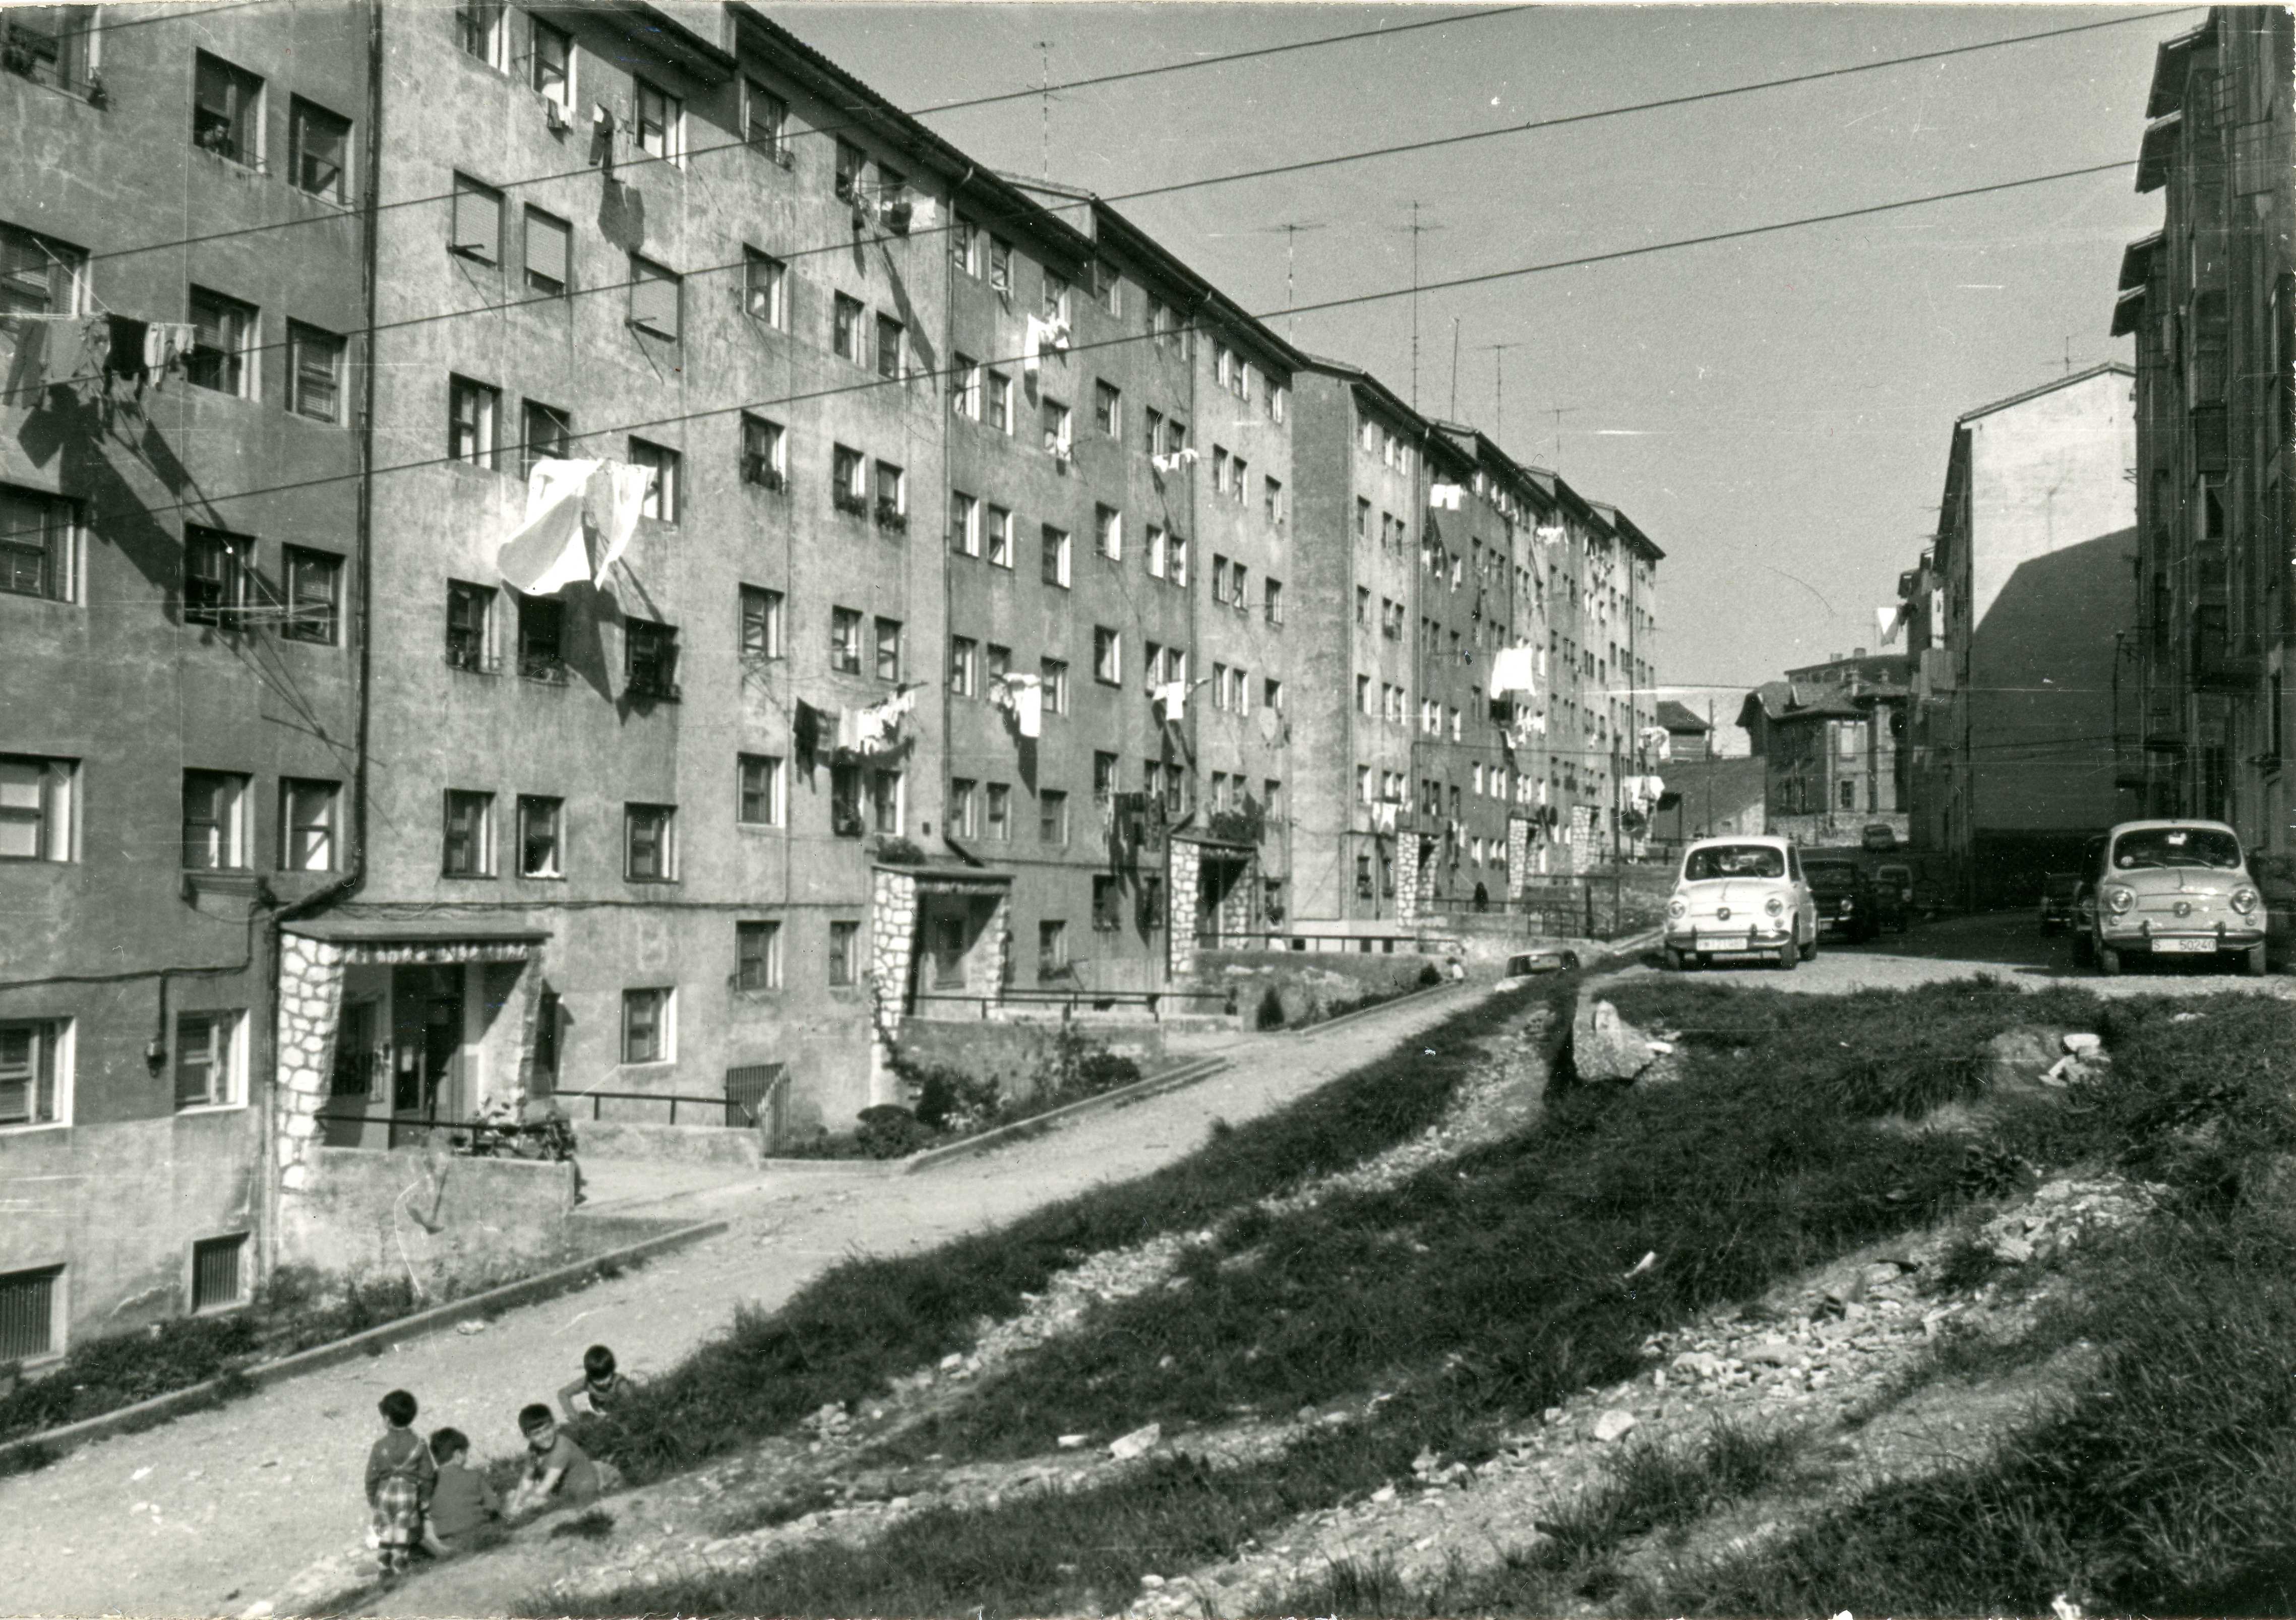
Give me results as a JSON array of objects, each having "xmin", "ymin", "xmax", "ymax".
[{"xmin": 0, "ymin": 985, "xmax": 1478, "ymax": 1620}]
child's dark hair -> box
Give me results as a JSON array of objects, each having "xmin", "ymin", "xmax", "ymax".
[
  {"xmin": 583, "ymin": 1344, "xmax": 617, "ymax": 1380},
  {"xmin": 429, "ymin": 1426, "xmax": 468, "ymax": 1463},
  {"xmin": 379, "ymin": 1389, "xmax": 418, "ymax": 1427},
  {"xmin": 518, "ymin": 1402, "xmax": 555, "ymax": 1433}
]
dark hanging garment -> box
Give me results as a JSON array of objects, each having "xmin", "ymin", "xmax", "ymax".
[
  {"xmin": 794, "ymin": 701, "xmax": 822, "ymax": 769},
  {"xmin": 105, "ymin": 314, "xmax": 150, "ymax": 396}
]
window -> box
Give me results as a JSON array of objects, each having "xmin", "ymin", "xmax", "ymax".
[
  {"xmin": 520, "ymin": 400, "xmax": 571, "ymax": 478},
  {"xmin": 830, "ymin": 766, "xmax": 863, "ymax": 836},
  {"xmin": 0, "ymin": 1019, "xmax": 68, "ymax": 1129},
  {"xmin": 1147, "ymin": 526, "xmax": 1168, "ymax": 580},
  {"xmin": 834, "ymin": 140, "xmax": 864, "ymax": 203},
  {"xmin": 518, "ymin": 591, "xmax": 566, "ymax": 679},
  {"xmin": 1039, "ymin": 919, "xmax": 1070, "ymax": 979},
  {"xmin": 1144, "ymin": 406, "xmax": 1164, "ymax": 451},
  {"xmin": 986, "ymin": 369, "xmax": 1013, "ymax": 432},
  {"xmin": 874, "ymin": 616, "xmax": 903, "ymax": 681},
  {"xmin": 949, "ymin": 777, "xmax": 978, "ymax": 838},
  {"xmin": 449, "ymin": 376, "xmax": 499, "ymax": 467},
  {"xmin": 1041, "ymin": 525, "xmax": 1071, "ymax": 588},
  {"xmin": 1043, "ymin": 269, "xmax": 1070, "ymax": 323},
  {"xmin": 621, "ymin": 988, "xmax": 672, "ymax": 1064},
  {"xmin": 1093, "ymin": 627, "xmax": 1121, "ymax": 684},
  {"xmin": 530, "ymin": 17, "xmax": 573, "ymax": 107},
  {"xmin": 1271, "ymin": 383, "xmax": 1288, "ymax": 423},
  {"xmin": 951, "ymin": 355, "xmax": 981, "ymax": 420},
  {"xmin": 832, "ymin": 294, "xmax": 863, "ymax": 362},
  {"xmin": 0, "ymin": 485, "xmax": 76, "ymax": 601},
  {"xmin": 2, "ymin": 223, "xmax": 85, "ymax": 389},
  {"xmin": 873, "ymin": 460, "xmax": 906, "ymax": 525},
  {"xmin": 954, "ymin": 217, "xmax": 982, "ymax": 277},
  {"xmin": 875, "ymin": 313, "xmax": 904, "ymax": 380},
  {"xmin": 449, "ymin": 173, "xmax": 503, "ymax": 263},
  {"xmin": 986, "ymin": 505, "xmax": 1013, "ymax": 568},
  {"xmin": 279, "ymin": 546, "xmax": 340, "ymax": 644},
  {"xmin": 1095, "ymin": 504, "xmax": 1122, "ymax": 560},
  {"xmin": 742, "ymin": 247, "xmax": 786, "ymax": 326},
  {"xmin": 1213, "ymin": 447, "xmax": 1229, "ymax": 493},
  {"xmin": 629, "ymin": 255, "xmax": 680, "ymax": 338},
  {"xmin": 175, "ymin": 1011, "xmax": 243, "ymax": 1110},
  {"xmin": 633, "ymin": 78, "xmax": 682, "ymax": 164},
  {"xmin": 740, "ymin": 413, "xmax": 786, "ymax": 489},
  {"xmin": 193, "ymin": 51, "xmax": 263, "ymax": 165},
  {"xmin": 1041, "ymin": 658, "xmax": 1069, "ymax": 714},
  {"xmin": 870, "ymin": 768, "xmax": 903, "ymax": 834},
  {"xmin": 831, "ymin": 445, "xmax": 866, "ymax": 513},
  {"xmin": 1095, "ymin": 380, "xmax": 1121, "ymax": 438},
  {"xmin": 736, "ymin": 920, "xmax": 782, "ymax": 991},
  {"xmin": 629, "ymin": 438, "xmax": 679, "ymax": 522},
  {"xmin": 948, "ymin": 635, "xmax": 978, "ymax": 697},
  {"xmin": 625, "ymin": 803, "xmax": 677, "ymax": 881},
  {"xmin": 187, "ymin": 286, "xmax": 256, "ymax": 397},
  {"xmin": 514, "ymin": 794, "xmax": 563, "ymax": 878},
  {"xmin": 1095, "ymin": 259, "xmax": 1121, "ymax": 315},
  {"xmin": 1168, "ymin": 534, "xmax": 1190, "ymax": 588},
  {"xmin": 1265, "ymin": 477, "xmax": 1285, "ymax": 525},
  {"xmin": 1043, "ymin": 399, "xmax": 1072, "ymax": 459},
  {"xmin": 739, "ymin": 585, "xmax": 782, "ymax": 658},
  {"xmin": 1264, "ymin": 577, "xmax": 1284, "ymax": 626},
  {"xmin": 454, "ymin": 0, "xmax": 507, "ymax": 68},
  {"xmin": 1039, "ymin": 788, "xmax": 1068, "ymax": 844},
  {"xmin": 288, "ymin": 97, "xmax": 351, "ymax": 202},
  {"xmin": 949, "ymin": 492, "xmax": 980, "ymax": 557},
  {"xmin": 181, "ymin": 770, "xmax": 247, "ymax": 869},
  {"xmin": 744, "ymin": 77, "xmax": 787, "ymax": 157},
  {"xmin": 192, "ymin": 1233, "xmax": 248, "ymax": 1312},
  {"xmin": 0, "ymin": 755, "xmax": 74, "ymax": 862},
  {"xmin": 989, "ymin": 235, "xmax": 1013, "ymax": 293},
  {"xmin": 1357, "ymin": 674, "xmax": 1372, "ymax": 714},
  {"xmin": 626, "ymin": 619, "xmax": 679, "ymax": 698},
  {"xmin": 442, "ymin": 789, "xmax": 495, "ymax": 877},
  {"xmin": 829, "ymin": 606, "xmax": 863, "ymax": 673},
  {"xmin": 827, "ymin": 921, "xmax": 859, "ymax": 986},
  {"xmin": 442, "ymin": 580, "xmax": 497, "ymax": 672},
  {"xmin": 986, "ymin": 782, "xmax": 1010, "ymax": 840},
  {"xmin": 524, "ymin": 206, "xmax": 571, "ymax": 294},
  {"xmin": 0, "ymin": 1264, "xmax": 61, "ymax": 1361},
  {"xmin": 737, "ymin": 754, "xmax": 784, "ymax": 826}
]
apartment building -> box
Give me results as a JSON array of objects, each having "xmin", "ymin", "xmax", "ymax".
[
  {"xmin": 2, "ymin": 2, "xmax": 372, "ymax": 1347},
  {"xmin": 2114, "ymin": 9, "xmax": 2293, "ymax": 856},
  {"xmin": 1901, "ymin": 364, "xmax": 2140, "ymax": 905},
  {"xmin": 1738, "ymin": 651, "xmax": 1912, "ymax": 848},
  {"xmin": 0, "ymin": 0, "xmax": 1669, "ymax": 1357}
]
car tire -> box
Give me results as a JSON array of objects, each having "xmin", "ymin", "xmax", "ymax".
[
  {"xmin": 2242, "ymin": 943, "xmax": 2268, "ymax": 977},
  {"xmin": 1665, "ymin": 948, "xmax": 1689, "ymax": 972},
  {"xmin": 1776, "ymin": 938, "xmax": 1798, "ymax": 971},
  {"xmin": 2097, "ymin": 942, "xmax": 2122, "ymax": 977},
  {"xmin": 1799, "ymin": 929, "xmax": 1817, "ymax": 962}
]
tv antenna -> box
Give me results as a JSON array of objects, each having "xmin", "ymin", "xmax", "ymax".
[
  {"xmin": 1483, "ymin": 341, "xmax": 1521, "ymax": 447},
  {"xmin": 1387, "ymin": 203, "xmax": 1445, "ymax": 411},
  {"xmin": 1254, "ymin": 220, "xmax": 1328, "ymax": 337}
]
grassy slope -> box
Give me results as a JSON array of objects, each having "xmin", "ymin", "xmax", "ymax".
[{"xmin": 548, "ymin": 975, "xmax": 2211, "ymax": 1619}]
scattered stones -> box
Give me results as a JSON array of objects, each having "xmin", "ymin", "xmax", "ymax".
[
  {"xmin": 1592, "ymin": 1409, "xmax": 1639, "ymax": 1443},
  {"xmin": 1742, "ymin": 1340, "xmax": 1799, "ymax": 1367}
]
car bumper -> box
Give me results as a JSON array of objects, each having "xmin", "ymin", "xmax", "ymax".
[
  {"xmin": 1665, "ymin": 923, "xmax": 1794, "ymax": 954},
  {"xmin": 2099, "ymin": 921, "xmax": 2266, "ymax": 950}
]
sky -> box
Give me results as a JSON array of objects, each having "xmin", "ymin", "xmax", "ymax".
[{"xmin": 770, "ymin": 1, "xmax": 2176, "ymax": 744}]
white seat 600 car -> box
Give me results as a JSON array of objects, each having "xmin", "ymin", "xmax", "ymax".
[{"xmin": 1663, "ymin": 835, "xmax": 1818, "ymax": 971}]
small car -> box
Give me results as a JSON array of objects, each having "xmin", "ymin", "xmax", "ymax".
[
  {"xmin": 1803, "ymin": 858, "xmax": 1880, "ymax": 943},
  {"xmin": 1860, "ymin": 823, "xmax": 1900, "ymax": 852},
  {"xmin": 1870, "ymin": 862, "xmax": 1914, "ymax": 932},
  {"xmin": 2087, "ymin": 819, "xmax": 2268, "ymax": 976},
  {"xmin": 2037, "ymin": 872, "xmax": 2084, "ymax": 934},
  {"xmin": 1662, "ymin": 835, "xmax": 1817, "ymax": 971}
]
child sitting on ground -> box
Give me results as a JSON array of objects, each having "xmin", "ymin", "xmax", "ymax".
[
  {"xmin": 506, "ymin": 1403, "xmax": 623, "ymax": 1519},
  {"xmin": 422, "ymin": 1427, "xmax": 501, "ymax": 1553},
  {"xmin": 364, "ymin": 1389, "xmax": 436, "ymax": 1578},
  {"xmin": 557, "ymin": 1343, "xmax": 638, "ymax": 1423}
]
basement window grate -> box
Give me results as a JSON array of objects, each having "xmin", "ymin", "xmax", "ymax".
[{"xmin": 191, "ymin": 1234, "xmax": 246, "ymax": 1312}]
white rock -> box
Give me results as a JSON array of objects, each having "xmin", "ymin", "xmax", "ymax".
[
  {"xmin": 1108, "ymin": 1422, "xmax": 1162, "ymax": 1461},
  {"xmin": 1140, "ymin": 1574, "xmax": 1166, "ymax": 1589},
  {"xmin": 1593, "ymin": 1409, "xmax": 1639, "ymax": 1442},
  {"xmin": 2062, "ymin": 1033, "xmax": 2102, "ymax": 1056},
  {"xmin": 1370, "ymin": 1484, "xmax": 1397, "ymax": 1504},
  {"xmin": 1057, "ymin": 1434, "xmax": 1087, "ymax": 1449}
]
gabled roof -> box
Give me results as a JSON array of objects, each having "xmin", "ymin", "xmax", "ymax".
[
  {"xmin": 1654, "ymin": 700, "xmax": 1710, "ymax": 735},
  {"xmin": 2145, "ymin": 22, "xmax": 2210, "ymax": 119},
  {"xmin": 1297, "ymin": 352, "xmax": 1433, "ymax": 444},
  {"xmin": 1956, "ymin": 360, "xmax": 2135, "ymax": 426}
]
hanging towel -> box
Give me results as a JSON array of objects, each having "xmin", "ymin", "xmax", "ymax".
[
  {"xmin": 1876, "ymin": 603, "xmax": 1905, "ymax": 646},
  {"xmin": 496, "ymin": 458, "xmax": 601, "ymax": 595},
  {"xmin": 833, "ymin": 707, "xmax": 864, "ymax": 754},
  {"xmin": 1430, "ymin": 482, "xmax": 1465, "ymax": 511},
  {"xmin": 793, "ymin": 701, "xmax": 824, "ymax": 765},
  {"xmin": 590, "ymin": 461, "xmax": 653, "ymax": 584},
  {"xmin": 103, "ymin": 314, "xmax": 150, "ymax": 395},
  {"xmin": 996, "ymin": 674, "xmax": 1044, "ymax": 739},
  {"xmin": 1152, "ymin": 681, "xmax": 1190, "ymax": 724},
  {"xmin": 1023, "ymin": 315, "xmax": 1052, "ymax": 376},
  {"xmin": 2, "ymin": 314, "xmax": 55, "ymax": 402},
  {"xmin": 1489, "ymin": 645, "xmax": 1540, "ymax": 700}
]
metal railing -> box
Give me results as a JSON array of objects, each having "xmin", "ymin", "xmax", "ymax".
[
  {"xmin": 909, "ymin": 986, "xmax": 1234, "ymax": 1021},
  {"xmin": 556, "ymin": 1088, "xmax": 751, "ymax": 1127},
  {"xmin": 1200, "ymin": 931, "xmax": 1451, "ymax": 956},
  {"xmin": 312, "ymin": 1108, "xmax": 567, "ymax": 1152}
]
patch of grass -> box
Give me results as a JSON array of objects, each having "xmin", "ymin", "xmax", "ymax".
[
  {"xmin": 1928, "ymin": 1230, "xmax": 2006, "ymax": 1295},
  {"xmin": 558, "ymin": 980, "xmax": 1570, "ymax": 1490},
  {"xmin": 548, "ymin": 1509, "xmax": 616, "ymax": 1542}
]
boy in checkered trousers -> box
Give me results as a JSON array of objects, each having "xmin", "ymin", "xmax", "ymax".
[{"xmin": 364, "ymin": 1388, "xmax": 436, "ymax": 1577}]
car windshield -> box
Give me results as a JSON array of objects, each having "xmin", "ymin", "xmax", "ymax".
[
  {"xmin": 1683, "ymin": 844, "xmax": 1784, "ymax": 881},
  {"xmin": 2110, "ymin": 828, "xmax": 2243, "ymax": 871},
  {"xmin": 1804, "ymin": 864, "xmax": 1858, "ymax": 888}
]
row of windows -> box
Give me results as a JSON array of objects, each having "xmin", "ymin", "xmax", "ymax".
[
  {"xmin": 1, "ymin": 758, "xmax": 346, "ymax": 873},
  {"xmin": 0, "ymin": 1011, "xmax": 246, "ymax": 1134},
  {"xmin": 0, "ymin": 1236, "xmax": 251, "ymax": 1365}
]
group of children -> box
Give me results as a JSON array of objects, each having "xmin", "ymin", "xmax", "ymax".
[{"xmin": 361, "ymin": 1344, "xmax": 636, "ymax": 1578}]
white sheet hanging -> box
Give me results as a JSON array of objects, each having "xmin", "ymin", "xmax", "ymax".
[{"xmin": 496, "ymin": 458, "xmax": 600, "ymax": 595}]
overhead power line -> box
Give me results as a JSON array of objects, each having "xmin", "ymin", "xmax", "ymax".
[
  {"xmin": 76, "ymin": 6, "xmax": 2189, "ymax": 274},
  {"xmin": 9, "ymin": 156, "xmax": 2138, "ymax": 543}
]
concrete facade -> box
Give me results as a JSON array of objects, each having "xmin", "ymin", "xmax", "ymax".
[
  {"xmin": 2114, "ymin": 10, "xmax": 2294, "ymax": 862},
  {"xmin": 1739, "ymin": 652, "xmax": 1911, "ymax": 849},
  {"xmin": 1903, "ymin": 365, "xmax": 2140, "ymax": 904}
]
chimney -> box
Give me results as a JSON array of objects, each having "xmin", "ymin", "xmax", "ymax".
[{"xmin": 1852, "ymin": 647, "xmax": 1866, "ymax": 659}]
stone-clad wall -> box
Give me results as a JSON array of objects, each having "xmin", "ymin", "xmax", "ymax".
[{"xmin": 274, "ymin": 935, "xmax": 347, "ymax": 1195}]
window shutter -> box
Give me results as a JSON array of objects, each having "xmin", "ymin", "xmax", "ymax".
[
  {"xmin": 631, "ymin": 262, "xmax": 678, "ymax": 337},
  {"xmin": 528, "ymin": 213, "xmax": 569, "ymax": 288},
  {"xmin": 452, "ymin": 179, "xmax": 499, "ymax": 261}
]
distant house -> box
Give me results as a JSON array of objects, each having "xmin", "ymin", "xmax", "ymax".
[
  {"xmin": 1649, "ymin": 756, "xmax": 1768, "ymax": 848},
  {"xmin": 1653, "ymin": 700, "xmax": 1712, "ymax": 761},
  {"xmin": 1737, "ymin": 651, "xmax": 1912, "ymax": 849}
]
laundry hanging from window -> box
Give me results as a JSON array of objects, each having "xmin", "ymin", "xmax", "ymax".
[{"xmin": 494, "ymin": 458, "xmax": 652, "ymax": 595}]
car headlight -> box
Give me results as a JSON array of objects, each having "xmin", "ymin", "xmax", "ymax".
[
  {"xmin": 1765, "ymin": 896, "xmax": 1785, "ymax": 917},
  {"xmin": 1666, "ymin": 896, "xmax": 1687, "ymax": 920},
  {"xmin": 2231, "ymin": 887, "xmax": 2260, "ymax": 914},
  {"xmin": 2104, "ymin": 886, "xmax": 2135, "ymax": 915}
]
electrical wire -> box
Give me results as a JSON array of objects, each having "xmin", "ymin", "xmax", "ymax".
[{"xmin": 3, "ymin": 156, "xmax": 2143, "ymax": 543}]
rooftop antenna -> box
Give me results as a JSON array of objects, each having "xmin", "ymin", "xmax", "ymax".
[
  {"xmin": 1387, "ymin": 203, "xmax": 1444, "ymax": 411},
  {"xmin": 1546, "ymin": 403, "xmax": 1580, "ymax": 468},
  {"xmin": 1254, "ymin": 220, "xmax": 1328, "ymax": 337},
  {"xmin": 1038, "ymin": 40, "xmax": 1052, "ymax": 182},
  {"xmin": 1483, "ymin": 341, "xmax": 1520, "ymax": 447},
  {"xmin": 1448, "ymin": 318, "xmax": 1461, "ymax": 420}
]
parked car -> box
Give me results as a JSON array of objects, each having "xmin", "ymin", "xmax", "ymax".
[
  {"xmin": 1662, "ymin": 835, "xmax": 1817, "ymax": 971},
  {"xmin": 2037, "ymin": 871, "xmax": 2082, "ymax": 934},
  {"xmin": 1860, "ymin": 823, "xmax": 1900, "ymax": 852},
  {"xmin": 2086, "ymin": 819, "xmax": 2268, "ymax": 976},
  {"xmin": 1803, "ymin": 858, "xmax": 1880, "ymax": 943},
  {"xmin": 1869, "ymin": 863, "xmax": 1913, "ymax": 933}
]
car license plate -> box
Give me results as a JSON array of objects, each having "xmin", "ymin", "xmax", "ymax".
[
  {"xmin": 2152, "ymin": 937, "xmax": 2215, "ymax": 954},
  {"xmin": 1696, "ymin": 933, "xmax": 1750, "ymax": 952}
]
